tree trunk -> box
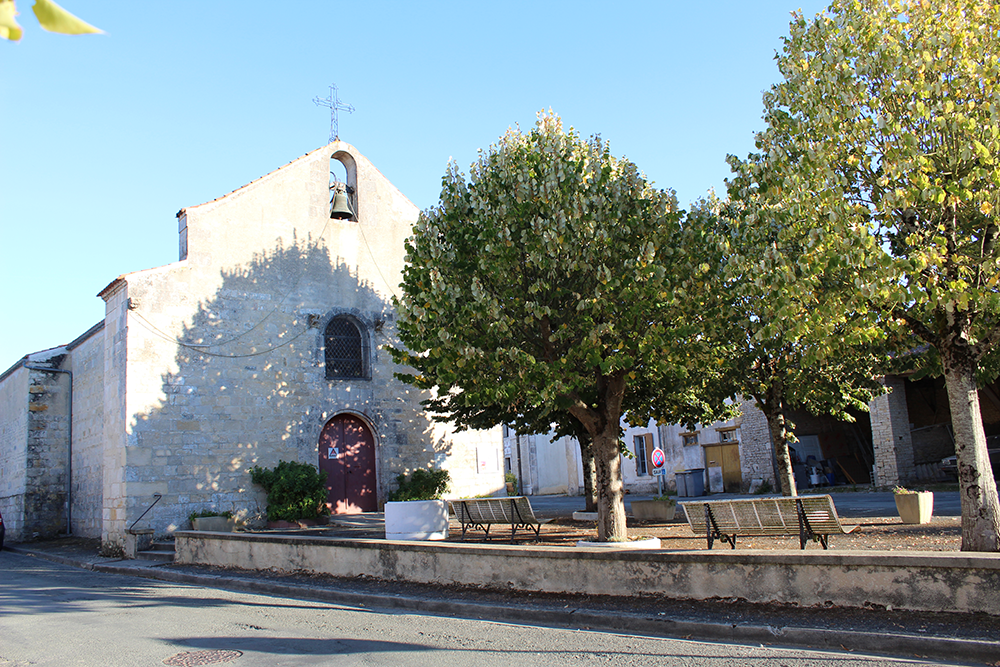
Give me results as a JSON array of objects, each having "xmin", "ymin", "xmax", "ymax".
[
  {"xmin": 570, "ymin": 420, "xmax": 597, "ymax": 513},
  {"xmin": 591, "ymin": 428, "xmax": 628, "ymax": 541},
  {"xmin": 580, "ymin": 435, "xmax": 597, "ymax": 513},
  {"xmin": 764, "ymin": 408, "xmax": 798, "ymax": 497},
  {"xmin": 567, "ymin": 372, "xmax": 629, "ymax": 541},
  {"xmin": 942, "ymin": 353, "xmax": 1000, "ymax": 552}
]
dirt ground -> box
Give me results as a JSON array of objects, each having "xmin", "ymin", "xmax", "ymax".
[{"xmin": 445, "ymin": 515, "xmax": 964, "ymax": 551}]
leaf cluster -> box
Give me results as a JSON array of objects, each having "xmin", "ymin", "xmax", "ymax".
[
  {"xmin": 387, "ymin": 468, "xmax": 451, "ymax": 502},
  {"xmin": 391, "ymin": 111, "xmax": 731, "ymax": 435},
  {"xmin": 249, "ymin": 460, "xmax": 329, "ymax": 522},
  {"xmin": 754, "ymin": 0, "xmax": 1000, "ymax": 381}
]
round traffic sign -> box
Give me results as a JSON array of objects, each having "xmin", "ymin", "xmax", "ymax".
[{"xmin": 651, "ymin": 447, "xmax": 665, "ymax": 468}]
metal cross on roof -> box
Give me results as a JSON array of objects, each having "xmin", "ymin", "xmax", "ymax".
[{"xmin": 313, "ymin": 84, "xmax": 355, "ymax": 143}]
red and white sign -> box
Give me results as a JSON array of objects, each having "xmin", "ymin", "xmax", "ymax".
[{"xmin": 651, "ymin": 447, "xmax": 665, "ymax": 469}]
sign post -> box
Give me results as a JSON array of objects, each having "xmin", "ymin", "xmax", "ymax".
[{"xmin": 651, "ymin": 447, "xmax": 666, "ymax": 495}]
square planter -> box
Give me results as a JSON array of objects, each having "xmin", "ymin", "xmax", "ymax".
[
  {"xmin": 895, "ymin": 491, "xmax": 933, "ymax": 524},
  {"xmin": 384, "ymin": 500, "xmax": 449, "ymax": 540},
  {"xmin": 630, "ymin": 500, "xmax": 676, "ymax": 522},
  {"xmin": 191, "ymin": 516, "xmax": 236, "ymax": 532}
]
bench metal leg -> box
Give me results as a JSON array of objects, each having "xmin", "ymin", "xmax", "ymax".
[{"xmin": 704, "ymin": 506, "xmax": 736, "ymax": 549}]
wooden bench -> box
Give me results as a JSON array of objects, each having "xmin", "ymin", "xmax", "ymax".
[
  {"xmin": 448, "ymin": 496, "xmax": 553, "ymax": 543},
  {"xmin": 679, "ymin": 495, "xmax": 857, "ymax": 550}
]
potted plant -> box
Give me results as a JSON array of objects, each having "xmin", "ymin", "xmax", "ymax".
[
  {"xmin": 504, "ymin": 472, "xmax": 519, "ymax": 496},
  {"xmin": 630, "ymin": 495, "xmax": 677, "ymax": 522},
  {"xmin": 893, "ymin": 486, "xmax": 933, "ymax": 524},
  {"xmin": 189, "ymin": 510, "xmax": 236, "ymax": 532},
  {"xmin": 250, "ymin": 460, "xmax": 330, "ymax": 527},
  {"xmin": 384, "ymin": 468, "xmax": 451, "ymax": 540}
]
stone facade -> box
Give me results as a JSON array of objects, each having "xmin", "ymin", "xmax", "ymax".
[
  {"xmin": 870, "ymin": 376, "xmax": 916, "ymax": 487},
  {"xmin": 0, "ymin": 142, "xmax": 503, "ymax": 546},
  {"xmin": 0, "ymin": 363, "xmax": 29, "ymax": 540},
  {"xmin": 734, "ymin": 397, "xmax": 776, "ymax": 488}
]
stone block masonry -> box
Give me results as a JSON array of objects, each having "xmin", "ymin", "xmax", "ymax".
[{"xmin": 869, "ymin": 376, "xmax": 915, "ymax": 487}]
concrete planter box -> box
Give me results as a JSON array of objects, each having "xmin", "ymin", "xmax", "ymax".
[
  {"xmin": 191, "ymin": 516, "xmax": 236, "ymax": 532},
  {"xmin": 384, "ymin": 500, "xmax": 449, "ymax": 540},
  {"xmin": 895, "ymin": 491, "xmax": 933, "ymax": 524},
  {"xmin": 630, "ymin": 500, "xmax": 676, "ymax": 521}
]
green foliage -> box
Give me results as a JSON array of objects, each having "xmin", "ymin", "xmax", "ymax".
[
  {"xmin": 188, "ymin": 509, "xmax": 234, "ymax": 522},
  {"xmin": 750, "ymin": 0, "xmax": 1000, "ymax": 548},
  {"xmin": 390, "ymin": 111, "xmax": 732, "ymax": 541},
  {"xmin": 753, "ymin": 479, "xmax": 773, "ymax": 495},
  {"xmin": 249, "ymin": 460, "xmax": 329, "ymax": 522},
  {"xmin": 387, "ymin": 468, "xmax": 451, "ymax": 502},
  {"xmin": 504, "ymin": 472, "xmax": 519, "ymax": 495},
  {"xmin": 689, "ymin": 188, "xmax": 887, "ymax": 497}
]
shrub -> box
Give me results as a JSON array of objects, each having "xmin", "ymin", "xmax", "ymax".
[
  {"xmin": 249, "ymin": 460, "xmax": 329, "ymax": 521},
  {"xmin": 388, "ymin": 468, "xmax": 450, "ymax": 502},
  {"xmin": 504, "ymin": 472, "xmax": 519, "ymax": 495},
  {"xmin": 188, "ymin": 509, "xmax": 234, "ymax": 522}
]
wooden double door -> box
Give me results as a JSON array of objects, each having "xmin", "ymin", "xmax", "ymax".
[
  {"xmin": 704, "ymin": 443, "xmax": 742, "ymax": 493},
  {"xmin": 318, "ymin": 414, "xmax": 377, "ymax": 514}
]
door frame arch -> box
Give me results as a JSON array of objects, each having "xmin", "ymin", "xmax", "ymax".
[{"xmin": 318, "ymin": 411, "xmax": 381, "ymax": 513}]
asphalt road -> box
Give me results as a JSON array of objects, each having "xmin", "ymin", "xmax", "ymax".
[
  {"xmin": 527, "ymin": 490, "xmax": 963, "ymax": 518},
  {"xmin": 0, "ymin": 551, "xmax": 969, "ymax": 667}
]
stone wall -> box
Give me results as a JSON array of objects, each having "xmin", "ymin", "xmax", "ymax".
[
  {"xmin": 175, "ymin": 532, "xmax": 1000, "ymax": 617},
  {"xmin": 101, "ymin": 279, "xmax": 130, "ymax": 547},
  {"xmin": 0, "ymin": 364, "xmax": 29, "ymax": 541},
  {"xmin": 870, "ymin": 376, "xmax": 915, "ymax": 487},
  {"xmin": 23, "ymin": 361, "xmax": 71, "ymax": 540},
  {"xmin": 66, "ymin": 325, "xmax": 105, "ymax": 538},
  {"xmin": 736, "ymin": 397, "xmax": 776, "ymax": 489}
]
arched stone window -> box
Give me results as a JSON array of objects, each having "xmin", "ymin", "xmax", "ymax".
[{"xmin": 324, "ymin": 316, "xmax": 368, "ymax": 380}]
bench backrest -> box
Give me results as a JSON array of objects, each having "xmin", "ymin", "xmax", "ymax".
[
  {"xmin": 681, "ymin": 495, "xmax": 844, "ymax": 535},
  {"xmin": 449, "ymin": 496, "xmax": 540, "ymax": 524}
]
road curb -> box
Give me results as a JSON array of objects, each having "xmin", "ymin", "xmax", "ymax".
[{"xmin": 10, "ymin": 545, "xmax": 999, "ymax": 665}]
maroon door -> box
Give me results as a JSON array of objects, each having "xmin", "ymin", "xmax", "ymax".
[{"xmin": 319, "ymin": 414, "xmax": 377, "ymax": 513}]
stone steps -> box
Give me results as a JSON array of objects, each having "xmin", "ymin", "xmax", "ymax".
[{"xmin": 137, "ymin": 540, "xmax": 174, "ymax": 563}]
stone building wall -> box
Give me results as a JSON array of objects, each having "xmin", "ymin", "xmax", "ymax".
[
  {"xmin": 736, "ymin": 397, "xmax": 776, "ymax": 489},
  {"xmin": 0, "ymin": 364, "xmax": 29, "ymax": 541},
  {"xmin": 65, "ymin": 324, "xmax": 106, "ymax": 538},
  {"xmin": 23, "ymin": 361, "xmax": 71, "ymax": 540},
  {"xmin": 869, "ymin": 376, "xmax": 915, "ymax": 487},
  {"xmin": 95, "ymin": 142, "xmax": 502, "ymax": 544},
  {"xmin": 101, "ymin": 279, "xmax": 130, "ymax": 546}
]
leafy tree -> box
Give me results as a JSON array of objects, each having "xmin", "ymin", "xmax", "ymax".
[
  {"xmin": 1, "ymin": 0, "xmax": 102, "ymax": 41},
  {"xmin": 690, "ymin": 193, "xmax": 884, "ymax": 497},
  {"xmin": 747, "ymin": 0, "xmax": 1000, "ymax": 550},
  {"xmin": 391, "ymin": 113, "xmax": 718, "ymax": 541}
]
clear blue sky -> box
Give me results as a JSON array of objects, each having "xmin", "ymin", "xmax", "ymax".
[{"xmin": 1, "ymin": 0, "xmax": 826, "ymax": 372}]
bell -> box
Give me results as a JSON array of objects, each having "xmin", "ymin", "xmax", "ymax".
[{"xmin": 330, "ymin": 191, "xmax": 354, "ymax": 220}]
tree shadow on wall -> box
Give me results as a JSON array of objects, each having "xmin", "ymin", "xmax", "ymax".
[{"xmin": 127, "ymin": 236, "xmax": 452, "ymax": 535}]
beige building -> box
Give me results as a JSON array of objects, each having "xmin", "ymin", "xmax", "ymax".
[{"xmin": 0, "ymin": 142, "xmax": 503, "ymax": 547}]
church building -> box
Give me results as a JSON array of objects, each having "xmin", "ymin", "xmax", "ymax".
[{"xmin": 0, "ymin": 142, "xmax": 503, "ymax": 547}]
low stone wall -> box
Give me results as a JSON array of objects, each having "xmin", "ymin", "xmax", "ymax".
[{"xmin": 174, "ymin": 531, "xmax": 1000, "ymax": 616}]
